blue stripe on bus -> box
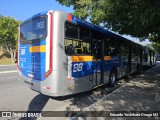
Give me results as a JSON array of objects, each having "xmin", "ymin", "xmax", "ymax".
[
  {"xmin": 71, "ymin": 61, "xmax": 109, "ymax": 78},
  {"xmin": 71, "ymin": 61, "xmax": 93, "ymax": 78},
  {"xmin": 71, "ymin": 56, "xmax": 129, "ymax": 78}
]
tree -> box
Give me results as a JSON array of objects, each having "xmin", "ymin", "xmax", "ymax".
[
  {"xmin": 0, "ymin": 16, "xmax": 20, "ymax": 63},
  {"xmin": 152, "ymin": 42, "xmax": 160, "ymax": 53},
  {"xmin": 56, "ymin": 0, "xmax": 160, "ymax": 42}
]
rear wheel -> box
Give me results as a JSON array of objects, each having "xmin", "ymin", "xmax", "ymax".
[{"xmin": 108, "ymin": 69, "xmax": 117, "ymax": 87}]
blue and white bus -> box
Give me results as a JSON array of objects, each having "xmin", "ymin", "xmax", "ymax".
[
  {"xmin": 18, "ymin": 10, "xmax": 144, "ymax": 96},
  {"xmin": 142, "ymin": 46, "xmax": 156, "ymax": 66}
]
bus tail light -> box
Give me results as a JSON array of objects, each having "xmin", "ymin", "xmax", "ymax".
[
  {"xmin": 68, "ymin": 14, "xmax": 72, "ymax": 21},
  {"xmin": 43, "ymin": 86, "xmax": 51, "ymax": 90},
  {"xmin": 44, "ymin": 12, "xmax": 53, "ymax": 78}
]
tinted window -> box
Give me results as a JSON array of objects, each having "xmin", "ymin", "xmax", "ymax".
[
  {"xmin": 65, "ymin": 22, "xmax": 91, "ymax": 55},
  {"xmin": 65, "ymin": 22, "xmax": 78, "ymax": 39},
  {"xmin": 91, "ymin": 31, "xmax": 104, "ymax": 58},
  {"xmin": 105, "ymin": 37, "xmax": 119, "ymax": 56},
  {"xmin": 79, "ymin": 27, "xmax": 90, "ymax": 41},
  {"xmin": 20, "ymin": 17, "xmax": 47, "ymax": 43}
]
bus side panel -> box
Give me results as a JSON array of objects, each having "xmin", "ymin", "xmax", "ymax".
[
  {"xmin": 66, "ymin": 56, "xmax": 93, "ymax": 95},
  {"xmin": 131, "ymin": 56, "xmax": 138, "ymax": 72},
  {"xmin": 119, "ymin": 56, "xmax": 129, "ymax": 77},
  {"xmin": 51, "ymin": 11, "xmax": 68, "ymax": 96},
  {"xmin": 32, "ymin": 11, "xmax": 66, "ymax": 97},
  {"xmin": 41, "ymin": 71, "xmax": 60, "ymax": 96},
  {"xmin": 32, "ymin": 11, "xmax": 60, "ymax": 96},
  {"xmin": 142, "ymin": 47, "xmax": 155, "ymax": 67}
]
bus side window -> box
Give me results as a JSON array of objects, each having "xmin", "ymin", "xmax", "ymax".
[
  {"xmin": 110, "ymin": 38, "xmax": 119, "ymax": 56},
  {"xmin": 105, "ymin": 39, "xmax": 108, "ymax": 55},
  {"xmin": 79, "ymin": 26, "xmax": 91, "ymax": 55},
  {"xmin": 82, "ymin": 46, "xmax": 89, "ymax": 54},
  {"xmin": 92, "ymin": 31, "xmax": 103, "ymax": 59},
  {"xmin": 65, "ymin": 22, "xmax": 78, "ymax": 55},
  {"xmin": 120, "ymin": 42, "xmax": 127, "ymax": 56},
  {"xmin": 143, "ymin": 53, "xmax": 148, "ymax": 62},
  {"xmin": 65, "ymin": 21, "xmax": 91, "ymax": 56},
  {"xmin": 66, "ymin": 44, "xmax": 75, "ymax": 55},
  {"xmin": 74, "ymin": 41, "xmax": 82, "ymax": 54}
]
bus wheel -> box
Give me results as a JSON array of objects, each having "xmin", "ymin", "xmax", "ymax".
[{"xmin": 108, "ymin": 69, "xmax": 117, "ymax": 87}]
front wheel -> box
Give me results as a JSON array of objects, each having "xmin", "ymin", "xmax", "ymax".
[{"xmin": 108, "ymin": 69, "xmax": 117, "ymax": 87}]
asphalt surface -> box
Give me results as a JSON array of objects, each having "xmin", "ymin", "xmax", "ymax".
[
  {"xmin": 0, "ymin": 64, "xmax": 17, "ymax": 72},
  {"xmin": 0, "ymin": 62, "xmax": 160, "ymax": 120},
  {"xmin": 75, "ymin": 62, "xmax": 160, "ymax": 120},
  {"xmin": 0, "ymin": 65, "xmax": 123, "ymax": 120}
]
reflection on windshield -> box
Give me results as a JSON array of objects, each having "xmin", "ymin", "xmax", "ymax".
[{"xmin": 20, "ymin": 17, "xmax": 47, "ymax": 43}]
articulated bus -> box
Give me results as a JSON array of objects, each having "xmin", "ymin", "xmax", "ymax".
[
  {"xmin": 142, "ymin": 46, "xmax": 156, "ymax": 66},
  {"xmin": 18, "ymin": 10, "xmax": 146, "ymax": 96}
]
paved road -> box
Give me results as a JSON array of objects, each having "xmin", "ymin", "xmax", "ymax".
[
  {"xmin": 0, "ymin": 66, "xmax": 122, "ymax": 120},
  {"xmin": 76, "ymin": 62, "xmax": 160, "ymax": 120},
  {"xmin": 0, "ymin": 62, "xmax": 159, "ymax": 120},
  {"xmin": 0, "ymin": 64, "xmax": 17, "ymax": 72}
]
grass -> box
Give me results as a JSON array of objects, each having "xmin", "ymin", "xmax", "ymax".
[
  {"xmin": 0, "ymin": 51, "xmax": 13, "ymax": 65},
  {"xmin": 0, "ymin": 58, "xmax": 12, "ymax": 65}
]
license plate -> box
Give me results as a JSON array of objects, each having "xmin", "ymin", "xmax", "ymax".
[{"xmin": 24, "ymin": 80, "xmax": 33, "ymax": 86}]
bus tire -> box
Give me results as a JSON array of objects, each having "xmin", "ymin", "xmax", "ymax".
[{"xmin": 108, "ymin": 69, "xmax": 117, "ymax": 87}]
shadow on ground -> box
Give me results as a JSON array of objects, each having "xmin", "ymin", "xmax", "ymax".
[
  {"xmin": 19, "ymin": 94, "xmax": 49, "ymax": 120},
  {"xmin": 63, "ymin": 65, "xmax": 160, "ymax": 119},
  {"xmin": 19, "ymin": 64, "xmax": 160, "ymax": 119},
  {"xmin": 72, "ymin": 65, "xmax": 160, "ymax": 119}
]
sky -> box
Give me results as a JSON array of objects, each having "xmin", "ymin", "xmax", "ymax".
[
  {"xmin": 0, "ymin": 0, "xmax": 151, "ymax": 45},
  {"xmin": 0, "ymin": 0, "xmax": 74, "ymax": 21}
]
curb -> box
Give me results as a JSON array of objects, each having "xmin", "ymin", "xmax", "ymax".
[
  {"xmin": 0, "ymin": 64, "xmax": 16, "ymax": 67},
  {"xmin": 0, "ymin": 70, "xmax": 17, "ymax": 74}
]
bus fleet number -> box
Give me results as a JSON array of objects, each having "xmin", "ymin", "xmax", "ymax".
[{"xmin": 73, "ymin": 63, "xmax": 83, "ymax": 72}]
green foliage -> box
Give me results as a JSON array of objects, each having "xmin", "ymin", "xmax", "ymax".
[
  {"xmin": 0, "ymin": 16, "xmax": 20, "ymax": 63},
  {"xmin": 0, "ymin": 16, "xmax": 20, "ymax": 50},
  {"xmin": 152, "ymin": 42, "xmax": 160, "ymax": 53},
  {"xmin": 56, "ymin": 0, "xmax": 160, "ymax": 42},
  {"xmin": 148, "ymin": 33, "xmax": 160, "ymax": 43}
]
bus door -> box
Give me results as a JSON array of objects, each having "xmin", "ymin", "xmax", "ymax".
[
  {"xmin": 149, "ymin": 50, "xmax": 152, "ymax": 66},
  {"xmin": 139, "ymin": 48, "xmax": 143, "ymax": 67},
  {"xmin": 128, "ymin": 45, "xmax": 131, "ymax": 73},
  {"xmin": 92, "ymin": 38, "xmax": 104, "ymax": 87}
]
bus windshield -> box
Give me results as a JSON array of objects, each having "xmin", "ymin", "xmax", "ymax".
[{"xmin": 20, "ymin": 17, "xmax": 47, "ymax": 43}]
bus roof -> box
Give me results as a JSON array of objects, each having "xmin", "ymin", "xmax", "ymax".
[
  {"xmin": 20, "ymin": 10, "xmax": 142, "ymax": 46},
  {"xmin": 71, "ymin": 14, "xmax": 139, "ymax": 45},
  {"xmin": 21, "ymin": 10, "xmax": 49, "ymax": 25}
]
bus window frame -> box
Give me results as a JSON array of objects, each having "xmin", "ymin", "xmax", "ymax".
[
  {"xmin": 20, "ymin": 15, "xmax": 48, "ymax": 44},
  {"xmin": 64, "ymin": 21, "xmax": 91, "ymax": 56}
]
